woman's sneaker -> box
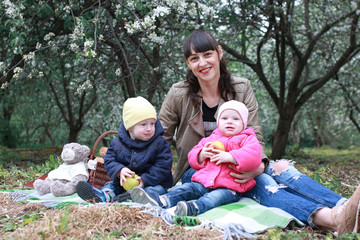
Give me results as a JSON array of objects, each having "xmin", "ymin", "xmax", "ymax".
[
  {"xmin": 76, "ymin": 181, "xmax": 111, "ymax": 203},
  {"xmin": 130, "ymin": 187, "xmax": 163, "ymax": 207},
  {"xmin": 332, "ymin": 184, "xmax": 360, "ymax": 236}
]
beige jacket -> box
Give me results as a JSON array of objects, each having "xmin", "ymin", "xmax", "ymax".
[{"xmin": 158, "ymin": 76, "xmax": 268, "ymax": 185}]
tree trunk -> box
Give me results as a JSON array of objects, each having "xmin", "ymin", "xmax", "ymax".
[
  {"xmin": 68, "ymin": 129, "xmax": 79, "ymax": 143},
  {"xmin": 271, "ymin": 118, "xmax": 293, "ymax": 159}
]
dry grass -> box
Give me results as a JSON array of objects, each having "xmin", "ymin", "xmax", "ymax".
[
  {"xmin": 1, "ymin": 147, "xmax": 360, "ymax": 239},
  {"xmin": 1, "ymin": 194, "xmax": 223, "ymax": 240}
]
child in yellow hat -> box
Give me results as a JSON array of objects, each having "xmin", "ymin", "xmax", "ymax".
[{"xmin": 76, "ymin": 96, "xmax": 173, "ymax": 203}]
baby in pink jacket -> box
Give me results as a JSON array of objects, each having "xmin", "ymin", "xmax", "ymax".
[
  {"xmin": 131, "ymin": 100, "xmax": 262, "ymax": 216},
  {"xmin": 189, "ymin": 100, "xmax": 262, "ymax": 193}
]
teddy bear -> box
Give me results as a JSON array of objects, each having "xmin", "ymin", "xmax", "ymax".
[{"xmin": 33, "ymin": 142, "xmax": 90, "ymax": 197}]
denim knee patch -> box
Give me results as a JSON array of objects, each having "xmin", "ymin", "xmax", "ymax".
[{"xmin": 267, "ymin": 159, "xmax": 300, "ymax": 178}]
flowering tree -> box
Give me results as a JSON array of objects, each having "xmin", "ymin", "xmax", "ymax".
[
  {"xmin": 1, "ymin": 0, "xmax": 359, "ymax": 158},
  {"xmin": 216, "ymin": 0, "xmax": 360, "ymax": 158},
  {"xmin": 0, "ymin": 0, "xmax": 217, "ymax": 145}
]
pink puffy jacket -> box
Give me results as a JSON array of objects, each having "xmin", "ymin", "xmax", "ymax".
[{"xmin": 188, "ymin": 127, "xmax": 262, "ymax": 193}]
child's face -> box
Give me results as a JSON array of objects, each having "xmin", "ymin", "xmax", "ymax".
[
  {"xmin": 218, "ymin": 109, "xmax": 244, "ymax": 137},
  {"xmin": 128, "ymin": 118, "xmax": 156, "ymax": 141}
]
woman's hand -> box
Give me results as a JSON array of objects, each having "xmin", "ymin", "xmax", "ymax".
[{"xmin": 229, "ymin": 162, "xmax": 265, "ymax": 183}]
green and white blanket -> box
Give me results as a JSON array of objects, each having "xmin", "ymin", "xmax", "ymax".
[
  {"xmin": 7, "ymin": 190, "xmax": 304, "ymax": 239},
  {"xmin": 146, "ymin": 197, "xmax": 304, "ymax": 239},
  {"xmin": 8, "ymin": 189, "xmax": 86, "ymax": 208}
]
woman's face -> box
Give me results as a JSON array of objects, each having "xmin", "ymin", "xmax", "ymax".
[{"xmin": 186, "ymin": 45, "xmax": 223, "ymax": 83}]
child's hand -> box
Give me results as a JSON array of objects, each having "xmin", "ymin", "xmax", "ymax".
[
  {"xmin": 119, "ymin": 167, "xmax": 135, "ymax": 186},
  {"xmin": 198, "ymin": 142, "xmax": 215, "ymax": 163},
  {"xmin": 210, "ymin": 152, "xmax": 237, "ymax": 165},
  {"xmin": 135, "ymin": 175, "xmax": 144, "ymax": 188}
]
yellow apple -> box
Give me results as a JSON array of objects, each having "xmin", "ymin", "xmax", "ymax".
[
  {"xmin": 210, "ymin": 141, "xmax": 225, "ymax": 151},
  {"xmin": 123, "ymin": 174, "xmax": 140, "ymax": 191}
]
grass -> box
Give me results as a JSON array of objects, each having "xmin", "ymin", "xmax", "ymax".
[{"xmin": 0, "ymin": 146, "xmax": 359, "ymax": 239}]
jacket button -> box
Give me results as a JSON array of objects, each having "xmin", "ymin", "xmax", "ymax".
[{"xmin": 132, "ymin": 162, "xmax": 136, "ymax": 166}]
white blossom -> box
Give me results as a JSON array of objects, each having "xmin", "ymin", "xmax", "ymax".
[
  {"xmin": 44, "ymin": 32, "xmax": 55, "ymax": 41},
  {"xmin": 85, "ymin": 50, "xmax": 97, "ymax": 58},
  {"xmin": 198, "ymin": 4, "xmax": 215, "ymax": 17},
  {"xmin": 70, "ymin": 43, "xmax": 79, "ymax": 52},
  {"xmin": 115, "ymin": 68, "xmax": 121, "ymax": 76},
  {"xmin": 84, "ymin": 39, "xmax": 94, "ymax": 48},
  {"xmin": 14, "ymin": 67, "xmax": 23, "ymax": 74},
  {"xmin": 70, "ymin": 18, "xmax": 85, "ymax": 41},
  {"xmin": 13, "ymin": 67, "xmax": 23, "ymax": 79},
  {"xmin": 75, "ymin": 80, "xmax": 93, "ymax": 95},
  {"xmin": 36, "ymin": 42, "xmax": 42, "ymax": 50},
  {"xmin": 1, "ymin": 81, "xmax": 9, "ymax": 89},
  {"xmin": 153, "ymin": 6, "xmax": 170, "ymax": 17},
  {"xmin": 145, "ymin": 32, "xmax": 165, "ymax": 44},
  {"xmin": 64, "ymin": 5, "xmax": 71, "ymax": 14},
  {"xmin": 127, "ymin": 1, "xmax": 135, "ymax": 9},
  {"xmin": 23, "ymin": 52, "xmax": 35, "ymax": 61},
  {"xmin": 115, "ymin": 4, "xmax": 122, "ymax": 16}
]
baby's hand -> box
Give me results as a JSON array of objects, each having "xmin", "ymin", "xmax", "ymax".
[
  {"xmin": 198, "ymin": 142, "xmax": 215, "ymax": 163},
  {"xmin": 120, "ymin": 167, "xmax": 135, "ymax": 186},
  {"xmin": 210, "ymin": 152, "xmax": 237, "ymax": 165}
]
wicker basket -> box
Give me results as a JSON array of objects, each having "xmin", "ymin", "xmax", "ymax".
[{"xmin": 88, "ymin": 131, "xmax": 117, "ymax": 189}]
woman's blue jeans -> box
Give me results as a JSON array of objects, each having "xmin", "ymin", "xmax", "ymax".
[
  {"xmin": 243, "ymin": 161, "xmax": 346, "ymax": 226},
  {"xmin": 102, "ymin": 180, "xmax": 167, "ymax": 199},
  {"xmin": 181, "ymin": 162, "xmax": 346, "ymax": 226},
  {"xmin": 162, "ymin": 181, "xmax": 241, "ymax": 215}
]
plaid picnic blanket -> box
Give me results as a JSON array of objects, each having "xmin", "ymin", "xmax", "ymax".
[
  {"xmin": 8, "ymin": 189, "xmax": 86, "ymax": 208},
  {"xmin": 174, "ymin": 197, "xmax": 303, "ymax": 239},
  {"xmin": 137, "ymin": 197, "xmax": 304, "ymax": 239},
  {"xmin": 7, "ymin": 190, "xmax": 304, "ymax": 239}
]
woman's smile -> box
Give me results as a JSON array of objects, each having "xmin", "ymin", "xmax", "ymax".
[{"xmin": 200, "ymin": 67, "xmax": 212, "ymax": 74}]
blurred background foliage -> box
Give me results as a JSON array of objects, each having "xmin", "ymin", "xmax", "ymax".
[{"xmin": 0, "ymin": 0, "xmax": 359, "ymax": 160}]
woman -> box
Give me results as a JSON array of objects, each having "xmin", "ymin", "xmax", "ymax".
[{"xmin": 158, "ymin": 30, "xmax": 360, "ymax": 236}]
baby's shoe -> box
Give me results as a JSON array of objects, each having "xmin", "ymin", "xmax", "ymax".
[
  {"xmin": 130, "ymin": 187, "xmax": 163, "ymax": 207},
  {"xmin": 174, "ymin": 201, "xmax": 199, "ymax": 216},
  {"xmin": 76, "ymin": 181, "xmax": 111, "ymax": 203},
  {"xmin": 332, "ymin": 184, "xmax": 360, "ymax": 236}
]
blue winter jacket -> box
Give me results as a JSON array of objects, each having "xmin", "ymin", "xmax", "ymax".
[{"xmin": 104, "ymin": 119, "xmax": 173, "ymax": 188}]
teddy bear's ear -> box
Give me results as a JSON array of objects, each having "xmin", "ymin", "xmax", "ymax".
[
  {"xmin": 82, "ymin": 145, "xmax": 91, "ymax": 155},
  {"xmin": 99, "ymin": 147, "xmax": 108, "ymax": 157}
]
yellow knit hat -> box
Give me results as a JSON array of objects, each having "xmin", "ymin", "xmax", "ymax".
[{"xmin": 122, "ymin": 96, "xmax": 157, "ymax": 130}]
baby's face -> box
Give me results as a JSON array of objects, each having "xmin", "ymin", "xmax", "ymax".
[
  {"xmin": 218, "ymin": 109, "xmax": 244, "ymax": 137},
  {"xmin": 128, "ymin": 118, "xmax": 156, "ymax": 141}
]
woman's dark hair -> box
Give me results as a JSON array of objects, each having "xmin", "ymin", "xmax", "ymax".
[{"xmin": 183, "ymin": 30, "xmax": 236, "ymax": 106}]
